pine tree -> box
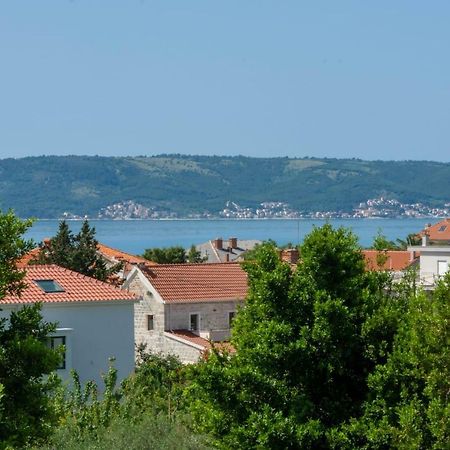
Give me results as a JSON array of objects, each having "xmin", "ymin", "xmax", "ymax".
[{"xmin": 33, "ymin": 220, "xmax": 120, "ymax": 281}]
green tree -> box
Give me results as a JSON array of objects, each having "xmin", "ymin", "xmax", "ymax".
[
  {"xmin": 372, "ymin": 229, "xmax": 401, "ymax": 251},
  {"xmin": 187, "ymin": 245, "xmax": 206, "ymax": 263},
  {"xmin": 337, "ymin": 274, "xmax": 450, "ymax": 449},
  {"xmin": 187, "ymin": 225, "xmax": 381, "ymax": 448},
  {"xmin": 0, "ymin": 210, "xmax": 62, "ymax": 448},
  {"xmin": 0, "ymin": 304, "xmax": 62, "ymax": 448},
  {"xmin": 34, "ymin": 220, "xmax": 121, "ymax": 281},
  {"xmin": 142, "ymin": 246, "xmax": 187, "ymax": 264},
  {"xmin": 71, "ymin": 220, "xmax": 111, "ymax": 280},
  {"xmin": 0, "ymin": 210, "xmax": 34, "ymax": 298}
]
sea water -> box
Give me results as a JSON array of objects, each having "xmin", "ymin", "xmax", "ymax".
[{"xmin": 24, "ymin": 218, "xmax": 431, "ymax": 255}]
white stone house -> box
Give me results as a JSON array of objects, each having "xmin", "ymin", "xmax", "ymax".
[
  {"xmin": 1, "ymin": 265, "xmax": 138, "ymax": 386},
  {"xmin": 123, "ymin": 262, "xmax": 248, "ymax": 363}
]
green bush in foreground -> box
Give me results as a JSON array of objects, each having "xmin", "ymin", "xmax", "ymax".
[{"xmin": 38, "ymin": 351, "xmax": 211, "ymax": 450}]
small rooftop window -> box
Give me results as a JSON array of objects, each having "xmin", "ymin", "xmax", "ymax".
[
  {"xmin": 34, "ymin": 279, "xmax": 65, "ymax": 293},
  {"xmin": 438, "ymin": 225, "xmax": 447, "ymax": 232}
]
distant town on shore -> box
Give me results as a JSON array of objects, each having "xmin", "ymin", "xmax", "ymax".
[{"xmin": 61, "ymin": 197, "xmax": 450, "ymax": 221}]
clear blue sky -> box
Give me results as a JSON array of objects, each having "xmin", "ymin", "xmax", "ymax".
[{"xmin": 1, "ymin": 1, "xmax": 449, "ymax": 161}]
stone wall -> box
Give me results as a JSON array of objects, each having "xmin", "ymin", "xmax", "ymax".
[{"xmin": 166, "ymin": 300, "xmax": 241, "ymax": 339}]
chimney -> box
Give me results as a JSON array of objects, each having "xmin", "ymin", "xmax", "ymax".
[
  {"xmin": 281, "ymin": 248, "xmax": 299, "ymax": 264},
  {"xmin": 422, "ymin": 233, "xmax": 429, "ymax": 247},
  {"xmin": 213, "ymin": 238, "xmax": 223, "ymax": 250},
  {"xmin": 225, "ymin": 253, "xmax": 230, "ymax": 262},
  {"xmin": 228, "ymin": 237, "xmax": 238, "ymax": 249}
]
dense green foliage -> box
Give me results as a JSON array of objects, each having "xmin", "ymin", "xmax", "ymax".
[
  {"xmin": 1, "ymin": 155, "xmax": 450, "ymax": 217},
  {"xmin": 33, "ymin": 220, "xmax": 121, "ymax": 281},
  {"xmin": 371, "ymin": 229, "xmax": 421, "ymax": 250},
  {"xmin": 42, "ymin": 351, "xmax": 211, "ymax": 450},
  {"xmin": 0, "ymin": 210, "xmax": 34, "ymax": 298},
  {"xmin": 142, "ymin": 246, "xmax": 188, "ymax": 264},
  {"xmin": 0, "ymin": 210, "xmax": 62, "ymax": 448},
  {"xmin": 186, "ymin": 225, "xmax": 449, "ymax": 449},
  {"xmin": 0, "ymin": 305, "xmax": 62, "ymax": 449},
  {"xmin": 142, "ymin": 245, "xmax": 206, "ymax": 264}
]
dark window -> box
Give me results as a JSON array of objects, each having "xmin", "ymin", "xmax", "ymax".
[
  {"xmin": 34, "ymin": 279, "xmax": 65, "ymax": 293},
  {"xmin": 147, "ymin": 314, "xmax": 154, "ymax": 331},
  {"xmin": 438, "ymin": 225, "xmax": 447, "ymax": 232},
  {"xmin": 190, "ymin": 314, "xmax": 199, "ymax": 331},
  {"xmin": 229, "ymin": 311, "xmax": 236, "ymax": 326},
  {"xmin": 48, "ymin": 336, "xmax": 66, "ymax": 369}
]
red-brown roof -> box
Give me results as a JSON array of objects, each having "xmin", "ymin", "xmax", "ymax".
[
  {"xmin": 362, "ymin": 250, "xmax": 417, "ymax": 272},
  {"xmin": 167, "ymin": 330, "xmax": 235, "ymax": 353},
  {"xmin": 420, "ymin": 218, "xmax": 450, "ymax": 241},
  {"xmin": 2, "ymin": 265, "xmax": 137, "ymax": 304},
  {"xmin": 97, "ymin": 243, "xmax": 157, "ymax": 266},
  {"xmin": 16, "ymin": 247, "xmax": 41, "ymax": 268},
  {"xmin": 141, "ymin": 262, "xmax": 248, "ymax": 303}
]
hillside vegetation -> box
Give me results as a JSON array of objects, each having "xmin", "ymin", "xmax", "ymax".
[{"xmin": 1, "ymin": 155, "xmax": 449, "ymax": 218}]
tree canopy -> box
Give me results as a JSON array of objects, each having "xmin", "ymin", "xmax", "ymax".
[
  {"xmin": 0, "ymin": 210, "xmax": 62, "ymax": 448},
  {"xmin": 186, "ymin": 224, "xmax": 450, "ymax": 449},
  {"xmin": 33, "ymin": 220, "xmax": 121, "ymax": 281},
  {"xmin": 142, "ymin": 246, "xmax": 188, "ymax": 264}
]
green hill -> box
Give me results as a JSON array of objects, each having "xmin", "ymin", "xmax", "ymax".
[{"xmin": 0, "ymin": 155, "xmax": 449, "ymax": 218}]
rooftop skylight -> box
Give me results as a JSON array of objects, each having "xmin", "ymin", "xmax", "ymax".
[
  {"xmin": 438, "ymin": 225, "xmax": 447, "ymax": 232},
  {"xmin": 34, "ymin": 279, "xmax": 65, "ymax": 293}
]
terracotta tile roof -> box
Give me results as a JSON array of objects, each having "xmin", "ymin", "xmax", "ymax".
[
  {"xmin": 16, "ymin": 247, "xmax": 41, "ymax": 268},
  {"xmin": 97, "ymin": 243, "xmax": 157, "ymax": 265},
  {"xmin": 362, "ymin": 250, "xmax": 418, "ymax": 272},
  {"xmin": 420, "ymin": 218, "xmax": 450, "ymax": 241},
  {"xmin": 141, "ymin": 262, "xmax": 248, "ymax": 303},
  {"xmin": 1, "ymin": 265, "xmax": 137, "ymax": 304},
  {"xmin": 167, "ymin": 330, "xmax": 235, "ymax": 353}
]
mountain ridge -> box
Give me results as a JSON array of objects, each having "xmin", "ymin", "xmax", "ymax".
[{"xmin": 1, "ymin": 154, "xmax": 449, "ymax": 218}]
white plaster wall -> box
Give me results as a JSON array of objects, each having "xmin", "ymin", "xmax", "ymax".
[
  {"xmin": 420, "ymin": 251, "xmax": 450, "ymax": 279},
  {"xmin": 0, "ymin": 302, "xmax": 135, "ymax": 387}
]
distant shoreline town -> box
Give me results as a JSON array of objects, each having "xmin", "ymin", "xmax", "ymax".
[{"xmin": 60, "ymin": 197, "xmax": 450, "ymax": 221}]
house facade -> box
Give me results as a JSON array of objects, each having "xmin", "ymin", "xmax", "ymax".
[
  {"xmin": 1, "ymin": 265, "xmax": 137, "ymax": 385},
  {"xmin": 409, "ymin": 233, "xmax": 450, "ymax": 289},
  {"xmin": 124, "ymin": 262, "xmax": 248, "ymax": 363}
]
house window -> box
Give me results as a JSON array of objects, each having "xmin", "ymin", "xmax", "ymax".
[
  {"xmin": 438, "ymin": 225, "xmax": 447, "ymax": 232},
  {"xmin": 228, "ymin": 311, "xmax": 236, "ymax": 327},
  {"xmin": 147, "ymin": 314, "xmax": 154, "ymax": 331},
  {"xmin": 48, "ymin": 336, "xmax": 66, "ymax": 370},
  {"xmin": 190, "ymin": 313, "xmax": 199, "ymax": 331},
  {"xmin": 437, "ymin": 260, "xmax": 449, "ymax": 277}
]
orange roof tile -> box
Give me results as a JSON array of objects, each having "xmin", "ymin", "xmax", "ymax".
[
  {"xmin": 97, "ymin": 243, "xmax": 157, "ymax": 265},
  {"xmin": 362, "ymin": 250, "xmax": 417, "ymax": 272},
  {"xmin": 420, "ymin": 218, "xmax": 450, "ymax": 241},
  {"xmin": 2, "ymin": 265, "xmax": 137, "ymax": 304},
  {"xmin": 16, "ymin": 247, "xmax": 41, "ymax": 268},
  {"xmin": 167, "ymin": 330, "xmax": 235, "ymax": 353},
  {"xmin": 141, "ymin": 262, "xmax": 248, "ymax": 303}
]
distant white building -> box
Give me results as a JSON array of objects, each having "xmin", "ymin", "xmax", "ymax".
[
  {"xmin": 1, "ymin": 265, "xmax": 138, "ymax": 386},
  {"xmin": 409, "ymin": 228, "xmax": 450, "ymax": 289}
]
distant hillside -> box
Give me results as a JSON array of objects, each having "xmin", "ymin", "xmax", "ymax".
[{"xmin": 1, "ymin": 155, "xmax": 449, "ymax": 218}]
